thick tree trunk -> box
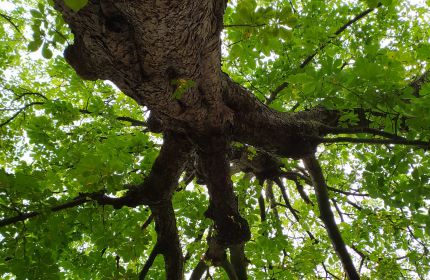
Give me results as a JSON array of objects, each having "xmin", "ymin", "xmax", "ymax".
[
  {"xmin": 53, "ymin": 0, "xmax": 340, "ymax": 278},
  {"xmin": 54, "ymin": 0, "xmax": 336, "ymax": 151}
]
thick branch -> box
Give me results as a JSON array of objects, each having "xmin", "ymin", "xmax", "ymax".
[
  {"xmin": 220, "ymin": 259, "xmax": 239, "ymax": 280},
  {"xmin": 303, "ymin": 155, "xmax": 359, "ymax": 280},
  {"xmin": 197, "ymin": 136, "xmax": 250, "ymax": 246},
  {"xmin": 229, "ymin": 244, "xmax": 248, "ymax": 280},
  {"xmin": 258, "ymin": 192, "xmax": 266, "ymax": 222},
  {"xmin": 149, "ymin": 202, "xmax": 183, "ymax": 280},
  {"xmin": 190, "ymin": 260, "xmax": 209, "ymax": 280},
  {"xmin": 223, "ymin": 74, "xmax": 338, "ymax": 158}
]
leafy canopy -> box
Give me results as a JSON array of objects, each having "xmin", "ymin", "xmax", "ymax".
[{"xmin": 1, "ymin": 0, "xmax": 430, "ymax": 279}]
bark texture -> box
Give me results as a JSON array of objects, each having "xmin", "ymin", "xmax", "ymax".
[{"xmin": 51, "ymin": 1, "xmax": 350, "ymax": 279}]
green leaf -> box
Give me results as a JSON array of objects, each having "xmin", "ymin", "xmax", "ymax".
[
  {"xmin": 30, "ymin": 9, "xmax": 43, "ymax": 18},
  {"xmin": 366, "ymin": 0, "xmax": 379, "ymax": 8},
  {"xmin": 28, "ymin": 39, "xmax": 43, "ymax": 52},
  {"xmin": 171, "ymin": 79, "xmax": 195, "ymax": 99},
  {"xmin": 41, "ymin": 43, "xmax": 53, "ymax": 59},
  {"xmin": 63, "ymin": 0, "xmax": 88, "ymax": 12}
]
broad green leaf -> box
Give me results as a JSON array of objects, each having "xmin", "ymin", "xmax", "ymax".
[{"xmin": 63, "ymin": 0, "xmax": 88, "ymax": 12}]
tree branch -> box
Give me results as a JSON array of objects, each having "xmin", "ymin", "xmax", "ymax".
[
  {"xmin": 149, "ymin": 201, "xmax": 183, "ymax": 280},
  {"xmin": 258, "ymin": 192, "xmax": 267, "ymax": 222},
  {"xmin": 0, "ymin": 102, "xmax": 44, "ymax": 128},
  {"xmin": 190, "ymin": 260, "xmax": 209, "ymax": 280},
  {"xmin": 274, "ymin": 178, "xmax": 300, "ymax": 221},
  {"xmin": 323, "ymin": 126, "xmax": 404, "ymax": 140},
  {"xmin": 220, "ymin": 259, "xmax": 239, "ymax": 280},
  {"xmin": 224, "ymin": 23, "xmax": 266, "ymax": 28},
  {"xmin": 184, "ymin": 226, "xmax": 207, "ymax": 262},
  {"xmin": 267, "ymin": 3, "xmax": 381, "ymax": 103},
  {"xmin": 136, "ymin": 132, "xmax": 192, "ymax": 279},
  {"xmin": 139, "ymin": 244, "xmax": 160, "ymax": 280},
  {"xmin": 0, "ymin": 195, "xmax": 89, "ymax": 227},
  {"xmin": 318, "ymin": 136, "xmax": 429, "ymax": 149},
  {"xmin": 274, "ymin": 177, "xmax": 317, "ymax": 241},
  {"xmin": 79, "ymin": 109, "xmax": 147, "ymax": 127},
  {"xmin": 328, "ymin": 187, "xmax": 369, "ymax": 197},
  {"xmin": 197, "ymin": 136, "xmax": 250, "ymax": 246},
  {"xmin": 0, "ymin": 13, "xmax": 22, "ymax": 34},
  {"xmin": 303, "ymin": 155, "xmax": 359, "ymax": 280},
  {"xmin": 410, "ymin": 68, "xmax": 430, "ymax": 97},
  {"xmin": 141, "ymin": 214, "xmax": 153, "ymax": 230},
  {"xmin": 229, "ymin": 244, "xmax": 248, "ymax": 280}
]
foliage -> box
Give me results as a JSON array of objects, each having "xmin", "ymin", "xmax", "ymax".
[{"xmin": 1, "ymin": 0, "xmax": 430, "ymax": 279}]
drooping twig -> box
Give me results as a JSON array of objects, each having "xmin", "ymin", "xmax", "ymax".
[
  {"xmin": 303, "ymin": 155, "xmax": 360, "ymax": 280},
  {"xmin": 274, "ymin": 177, "xmax": 316, "ymax": 241}
]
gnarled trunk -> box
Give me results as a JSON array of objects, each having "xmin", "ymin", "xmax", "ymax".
[{"xmin": 53, "ymin": 0, "xmax": 338, "ymax": 279}]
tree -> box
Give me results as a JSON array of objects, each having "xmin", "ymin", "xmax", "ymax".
[{"xmin": 1, "ymin": 0, "xmax": 430, "ymax": 279}]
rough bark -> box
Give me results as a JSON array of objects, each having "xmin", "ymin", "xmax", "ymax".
[{"xmin": 47, "ymin": 1, "xmax": 368, "ymax": 279}]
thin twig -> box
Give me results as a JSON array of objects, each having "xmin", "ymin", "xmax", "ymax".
[
  {"xmin": 318, "ymin": 136, "xmax": 429, "ymax": 149},
  {"xmin": 0, "ymin": 13, "xmax": 22, "ymax": 35},
  {"xmin": 0, "ymin": 102, "xmax": 44, "ymax": 128}
]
